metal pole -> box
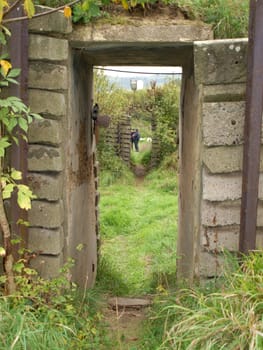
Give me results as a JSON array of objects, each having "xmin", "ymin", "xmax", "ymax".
[
  {"xmin": 240, "ymin": 0, "xmax": 263, "ymax": 253},
  {"xmin": 8, "ymin": 5, "xmax": 29, "ymax": 249}
]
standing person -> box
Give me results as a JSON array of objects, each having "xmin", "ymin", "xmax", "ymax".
[
  {"xmin": 133, "ymin": 129, "xmax": 140, "ymax": 152},
  {"xmin": 131, "ymin": 130, "xmax": 135, "ymax": 150}
]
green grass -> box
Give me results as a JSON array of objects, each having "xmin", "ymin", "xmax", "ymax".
[
  {"xmin": 97, "ymin": 166, "xmax": 178, "ymax": 296},
  {"xmin": 139, "ymin": 251, "xmax": 263, "ymax": 349},
  {"xmin": 0, "ymin": 284, "xmax": 114, "ymax": 349}
]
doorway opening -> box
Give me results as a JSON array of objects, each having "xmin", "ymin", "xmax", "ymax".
[{"xmin": 93, "ymin": 65, "xmax": 182, "ymax": 296}]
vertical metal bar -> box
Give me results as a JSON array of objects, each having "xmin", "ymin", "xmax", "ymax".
[
  {"xmin": 8, "ymin": 5, "xmax": 29, "ymax": 248},
  {"xmin": 240, "ymin": 0, "xmax": 263, "ymax": 253}
]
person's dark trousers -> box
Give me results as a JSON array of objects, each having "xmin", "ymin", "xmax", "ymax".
[{"xmin": 134, "ymin": 141, "xmax": 139, "ymax": 152}]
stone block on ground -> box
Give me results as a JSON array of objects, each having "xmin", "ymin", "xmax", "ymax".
[
  {"xmin": 28, "ymin": 227, "xmax": 64, "ymax": 255},
  {"xmin": 28, "ymin": 145, "xmax": 63, "ymax": 172}
]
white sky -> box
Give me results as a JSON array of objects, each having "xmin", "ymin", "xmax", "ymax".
[{"xmin": 101, "ymin": 66, "xmax": 182, "ymax": 77}]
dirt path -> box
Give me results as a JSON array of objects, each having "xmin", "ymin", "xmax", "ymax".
[{"xmin": 103, "ymin": 297, "xmax": 151, "ymax": 349}]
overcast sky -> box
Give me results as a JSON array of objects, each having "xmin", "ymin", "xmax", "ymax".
[{"xmin": 101, "ymin": 66, "xmax": 182, "ymax": 77}]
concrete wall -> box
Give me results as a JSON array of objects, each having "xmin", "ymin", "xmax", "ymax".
[
  {"xmin": 189, "ymin": 39, "xmax": 263, "ymax": 279},
  {"xmin": 25, "ymin": 9, "xmax": 262, "ymax": 286},
  {"xmin": 27, "ymin": 9, "xmax": 97, "ymax": 286}
]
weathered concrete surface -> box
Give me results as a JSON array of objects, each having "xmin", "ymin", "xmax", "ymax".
[
  {"xmin": 28, "ymin": 145, "xmax": 63, "ymax": 172},
  {"xmin": 30, "ymin": 254, "xmax": 63, "ymax": 279},
  {"xmin": 29, "ymin": 90, "xmax": 66, "ymax": 118},
  {"xmin": 203, "ymin": 101, "xmax": 245, "ymax": 146},
  {"xmin": 29, "ymin": 35, "xmax": 68, "ymax": 61},
  {"xmin": 29, "ymin": 6, "xmax": 72, "ymax": 34},
  {"xmin": 28, "ymin": 119, "xmax": 62, "ymax": 146},
  {"xmin": 203, "ymin": 170, "xmax": 263, "ymax": 202},
  {"xmin": 29, "ymin": 200, "xmax": 64, "ymax": 228},
  {"xmin": 199, "ymin": 251, "xmax": 224, "ymax": 277},
  {"xmin": 202, "ymin": 200, "xmax": 263, "ymax": 227},
  {"xmin": 28, "ymin": 173, "xmax": 63, "ymax": 201},
  {"xmin": 201, "ymin": 226, "xmax": 239, "ymax": 252},
  {"xmin": 29, "ymin": 63, "xmax": 68, "ymax": 90},
  {"xmin": 28, "ymin": 227, "xmax": 63, "ymax": 255},
  {"xmin": 203, "ymin": 146, "xmax": 263, "ymax": 174},
  {"xmin": 71, "ymin": 20, "xmax": 212, "ymax": 43},
  {"xmin": 194, "ymin": 39, "xmax": 247, "ymax": 85},
  {"xmin": 203, "ymin": 83, "xmax": 246, "ymax": 102}
]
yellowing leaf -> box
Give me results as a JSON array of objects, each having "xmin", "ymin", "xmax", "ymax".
[
  {"xmin": 0, "ymin": 59, "xmax": 11, "ymax": 76},
  {"xmin": 0, "ymin": 246, "xmax": 5, "ymax": 257},
  {"xmin": 64, "ymin": 6, "xmax": 72, "ymax": 18},
  {"xmin": 0, "ymin": 0, "xmax": 9, "ymax": 23},
  {"xmin": 130, "ymin": 0, "xmax": 137, "ymax": 7},
  {"xmin": 23, "ymin": 0, "xmax": 35, "ymax": 19},
  {"xmin": 121, "ymin": 0, "xmax": 129, "ymax": 10}
]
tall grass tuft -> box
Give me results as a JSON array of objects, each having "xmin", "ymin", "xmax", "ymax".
[
  {"xmin": 140, "ymin": 251, "xmax": 263, "ymax": 349},
  {"xmin": 176, "ymin": 0, "xmax": 249, "ymax": 38}
]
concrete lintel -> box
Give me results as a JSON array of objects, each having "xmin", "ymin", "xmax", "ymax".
[{"xmin": 194, "ymin": 39, "xmax": 248, "ymax": 85}]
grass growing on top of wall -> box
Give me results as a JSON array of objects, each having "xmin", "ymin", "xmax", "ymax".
[
  {"xmin": 96, "ymin": 159, "xmax": 178, "ymax": 296},
  {"xmin": 35, "ymin": 0, "xmax": 249, "ymax": 39}
]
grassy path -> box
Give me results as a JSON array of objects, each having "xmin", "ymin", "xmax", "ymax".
[{"xmin": 97, "ymin": 170, "xmax": 178, "ymax": 297}]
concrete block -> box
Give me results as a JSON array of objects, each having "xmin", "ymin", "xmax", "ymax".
[
  {"xmin": 28, "ymin": 227, "xmax": 64, "ymax": 255},
  {"xmin": 202, "ymin": 200, "xmax": 263, "ymax": 227},
  {"xmin": 203, "ymin": 83, "xmax": 246, "ymax": 102},
  {"xmin": 29, "ymin": 34, "xmax": 68, "ymax": 61},
  {"xmin": 28, "ymin": 119, "xmax": 62, "ymax": 146},
  {"xmin": 29, "ymin": 200, "xmax": 64, "ymax": 228},
  {"xmin": 30, "ymin": 253, "xmax": 63, "ymax": 279},
  {"xmin": 28, "ymin": 173, "xmax": 63, "ymax": 201},
  {"xmin": 199, "ymin": 251, "xmax": 224, "ymax": 277},
  {"xmin": 203, "ymin": 170, "xmax": 263, "ymax": 201},
  {"xmin": 70, "ymin": 20, "xmax": 212, "ymax": 44},
  {"xmin": 29, "ymin": 6, "xmax": 72, "ymax": 34},
  {"xmin": 29, "ymin": 62, "xmax": 68, "ymax": 90},
  {"xmin": 29, "ymin": 89, "xmax": 66, "ymax": 118},
  {"xmin": 194, "ymin": 39, "xmax": 247, "ymax": 85},
  {"xmin": 201, "ymin": 225, "xmax": 239, "ymax": 252},
  {"xmin": 203, "ymin": 169, "xmax": 242, "ymax": 201},
  {"xmin": 203, "ymin": 146, "xmax": 243, "ymax": 173},
  {"xmin": 28, "ymin": 145, "xmax": 63, "ymax": 172},
  {"xmin": 203, "ymin": 101, "xmax": 245, "ymax": 146},
  {"xmin": 203, "ymin": 146, "xmax": 263, "ymax": 174}
]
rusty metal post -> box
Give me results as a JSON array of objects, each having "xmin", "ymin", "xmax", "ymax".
[
  {"xmin": 8, "ymin": 5, "xmax": 29, "ymax": 248},
  {"xmin": 240, "ymin": 0, "xmax": 263, "ymax": 253}
]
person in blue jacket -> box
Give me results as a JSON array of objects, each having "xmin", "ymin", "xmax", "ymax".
[{"xmin": 133, "ymin": 129, "xmax": 140, "ymax": 152}]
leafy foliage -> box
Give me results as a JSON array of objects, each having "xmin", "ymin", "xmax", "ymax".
[{"xmin": 152, "ymin": 79, "xmax": 180, "ymax": 161}]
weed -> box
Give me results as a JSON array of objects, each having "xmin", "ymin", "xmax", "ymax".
[{"xmin": 140, "ymin": 251, "xmax": 263, "ymax": 349}]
